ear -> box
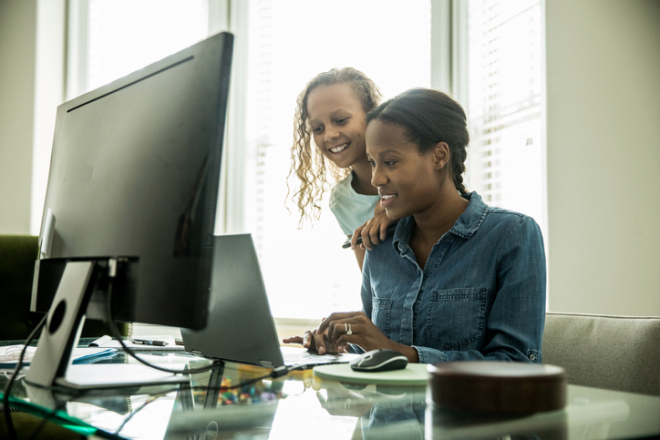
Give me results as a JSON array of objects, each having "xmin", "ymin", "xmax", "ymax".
[{"xmin": 432, "ymin": 142, "xmax": 450, "ymax": 170}]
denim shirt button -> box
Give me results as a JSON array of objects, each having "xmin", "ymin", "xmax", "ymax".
[{"xmin": 529, "ymin": 354, "xmax": 537, "ymax": 361}]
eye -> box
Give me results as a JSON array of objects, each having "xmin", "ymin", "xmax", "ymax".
[
  {"xmin": 336, "ymin": 117, "xmax": 349, "ymax": 125},
  {"xmin": 312, "ymin": 126, "xmax": 323, "ymax": 134},
  {"xmin": 367, "ymin": 158, "xmax": 376, "ymax": 167},
  {"xmin": 384, "ymin": 160, "xmax": 397, "ymax": 166}
]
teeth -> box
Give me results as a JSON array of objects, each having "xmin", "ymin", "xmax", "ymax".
[
  {"xmin": 381, "ymin": 195, "xmax": 395, "ymax": 199},
  {"xmin": 330, "ymin": 144, "xmax": 349, "ymax": 153}
]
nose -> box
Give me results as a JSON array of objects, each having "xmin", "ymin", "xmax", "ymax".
[
  {"xmin": 325, "ymin": 128, "xmax": 340, "ymax": 142},
  {"xmin": 371, "ymin": 164, "xmax": 387, "ymax": 188}
]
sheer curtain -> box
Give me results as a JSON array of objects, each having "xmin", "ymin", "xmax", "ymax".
[{"xmin": 464, "ymin": 0, "xmax": 546, "ymax": 233}]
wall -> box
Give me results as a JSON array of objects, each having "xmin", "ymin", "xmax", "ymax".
[
  {"xmin": 545, "ymin": 0, "xmax": 660, "ymax": 315},
  {"xmin": 0, "ymin": 0, "xmax": 37, "ymax": 234},
  {"xmin": 0, "ymin": 0, "xmax": 65, "ymax": 235}
]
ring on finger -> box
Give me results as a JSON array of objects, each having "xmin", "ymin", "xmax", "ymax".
[{"xmin": 346, "ymin": 323, "xmax": 353, "ymax": 336}]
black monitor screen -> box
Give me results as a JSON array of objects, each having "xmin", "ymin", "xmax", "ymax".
[{"xmin": 32, "ymin": 32, "xmax": 233, "ymax": 330}]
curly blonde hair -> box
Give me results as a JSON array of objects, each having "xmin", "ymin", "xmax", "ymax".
[{"xmin": 288, "ymin": 67, "xmax": 382, "ymax": 227}]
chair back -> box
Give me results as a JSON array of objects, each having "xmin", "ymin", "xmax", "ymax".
[
  {"xmin": 543, "ymin": 312, "xmax": 660, "ymax": 396},
  {"xmin": 0, "ymin": 235, "xmax": 40, "ymax": 340}
]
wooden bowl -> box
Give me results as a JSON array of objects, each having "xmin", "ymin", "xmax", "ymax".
[{"xmin": 427, "ymin": 361, "xmax": 567, "ymax": 415}]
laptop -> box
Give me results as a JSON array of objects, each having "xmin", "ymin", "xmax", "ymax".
[{"xmin": 181, "ymin": 233, "xmax": 360, "ymax": 369}]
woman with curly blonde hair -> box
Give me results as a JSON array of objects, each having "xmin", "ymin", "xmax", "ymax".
[{"xmin": 289, "ymin": 67, "xmax": 395, "ymax": 270}]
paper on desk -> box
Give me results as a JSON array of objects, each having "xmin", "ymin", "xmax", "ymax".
[{"xmin": 0, "ymin": 345, "xmax": 116, "ymax": 368}]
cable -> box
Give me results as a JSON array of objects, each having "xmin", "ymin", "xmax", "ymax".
[
  {"xmin": 105, "ymin": 276, "xmax": 223, "ymax": 376},
  {"xmin": 26, "ymin": 403, "xmax": 65, "ymax": 440},
  {"xmin": 2, "ymin": 313, "xmax": 48, "ymax": 440},
  {"xmin": 114, "ymin": 393, "xmax": 165, "ymax": 436},
  {"xmin": 110, "ymin": 366, "xmax": 298, "ymax": 433},
  {"xmin": 108, "ymin": 365, "xmax": 300, "ymax": 401},
  {"xmin": 109, "ymin": 365, "xmax": 298, "ymax": 433}
]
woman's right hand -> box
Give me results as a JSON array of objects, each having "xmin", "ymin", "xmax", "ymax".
[
  {"xmin": 282, "ymin": 329, "xmax": 343, "ymax": 355},
  {"xmin": 351, "ymin": 210, "xmax": 396, "ymax": 251}
]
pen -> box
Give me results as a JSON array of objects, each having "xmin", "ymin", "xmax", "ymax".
[
  {"xmin": 131, "ymin": 338, "xmax": 168, "ymax": 346},
  {"xmin": 342, "ymin": 223, "xmax": 398, "ymax": 249}
]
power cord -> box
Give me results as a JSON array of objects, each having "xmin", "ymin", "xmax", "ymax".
[
  {"xmin": 25, "ymin": 403, "xmax": 66, "ymax": 440},
  {"xmin": 2, "ymin": 313, "xmax": 47, "ymax": 440},
  {"xmin": 104, "ymin": 264, "xmax": 222, "ymax": 375},
  {"xmin": 113, "ymin": 393, "xmax": 164, "ymax": 436},
  {"xmin": 104, "ymin": 260, "xmax": 294, "ymax": 379},
  {"xmin": 111, "ymin": 365, "xmax": 301, "ymax": 435},
  {"xmin": 1, "ymin": 260, "xmax": 297, "ymax": 440}
]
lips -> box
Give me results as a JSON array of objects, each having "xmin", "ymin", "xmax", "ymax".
[
  {"xmin": 379, "ymin": 193, "xmax": 396, "ymax": 208},
  {"xmin": 329, "ymin": 143, "xmax": 350, "ymax": 154}
]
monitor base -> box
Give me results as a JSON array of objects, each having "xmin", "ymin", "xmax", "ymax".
[{"xmin": 55, "ymin": 364, "xmax": 188, "ymax": 390}]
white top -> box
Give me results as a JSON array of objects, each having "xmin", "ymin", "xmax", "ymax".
[{"xmin": 329, "ymin": 172, "xmax": 380, "ymax": 236}]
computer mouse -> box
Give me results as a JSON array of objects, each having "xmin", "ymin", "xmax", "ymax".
[{"xmin": 350, "ymin": 349, "xmax": 408, "ymax": 372}]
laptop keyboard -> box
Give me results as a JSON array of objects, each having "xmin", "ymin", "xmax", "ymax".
[{"xmin": 280, "ymin": 346, "xmax": 358, "ymax": 366}]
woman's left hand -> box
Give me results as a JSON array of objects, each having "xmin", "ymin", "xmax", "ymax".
[{"xmin": 317, "ymin": 311, "xmax": 419, "ymax": 362}]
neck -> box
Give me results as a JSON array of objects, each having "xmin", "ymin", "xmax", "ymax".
[
  {"xmin": 350, "ymin": 159, "xmax": 378, "ymax": 196},
  {"xmin": 412, "ymin": 185, "xmax": 468, "ymax": 245}
]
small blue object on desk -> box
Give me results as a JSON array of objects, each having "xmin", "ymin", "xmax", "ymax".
[{"xmin": 0, "ymin": 345, "xmax": 116, "ymax": 368}]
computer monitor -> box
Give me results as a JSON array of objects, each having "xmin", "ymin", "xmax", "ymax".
[{"xmin": 25, "ymin": 32, "xmax": 233, "ymax": 390}]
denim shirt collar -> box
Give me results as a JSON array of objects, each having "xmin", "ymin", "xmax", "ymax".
[{"xmin": 392, "ymin": 191, "xmax": 488, "ymax": 254}]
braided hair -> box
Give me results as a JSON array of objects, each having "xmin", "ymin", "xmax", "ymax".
[{"xmin": 366, "ymin": 88, "xmax": 469, "ymax": 194}]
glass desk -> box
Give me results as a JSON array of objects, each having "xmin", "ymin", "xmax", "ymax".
[{"xmin": 2, "ymin": 348, "xmax": 660, "ymax": 439}]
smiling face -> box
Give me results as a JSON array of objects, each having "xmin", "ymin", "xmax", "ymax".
[
  {"xmin": 366, "ymin": 120, "xmax": 446, "ymax": 220},
  {"xmin": 306, "ymin": 83, "xmax": 368, "ymax": 169}
]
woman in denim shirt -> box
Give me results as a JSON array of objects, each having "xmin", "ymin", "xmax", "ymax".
[{"xmin": 287, "ymin": 88, "xmax": 546, "ymax": 364}]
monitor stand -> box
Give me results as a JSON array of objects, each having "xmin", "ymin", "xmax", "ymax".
[{"xmin": 24, "ymin": 260, "xmax": 187, "ymax": 393}]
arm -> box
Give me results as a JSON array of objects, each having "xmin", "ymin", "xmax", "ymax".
[
  {"xmin": 349, "ymin": 207, "xmax": 395, "ymax": 270},
  {"xmin": 318, "ymin": 311, "xmax": 419, "ymax": 362},
  {"xmin": 352, "ymin": 243, "xmax": 366, "ymax": 271},
  {"xmin": 350, "ymin": 210, "xmax": 397, "ymax": 251},
  {"xmin": 315, "ymin": 257, "xmax": 419, "ymax": 362}
]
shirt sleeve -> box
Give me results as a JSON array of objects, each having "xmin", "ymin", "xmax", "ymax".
[
  {"xmin": 361, "ymin": 250, "xmax": 373, "ymax": 320},
  {"xmin": 348, "ymin": 254, "xmax": 373, "ymax": 355},
  {"xmin": 414, "ymin": 216, "xmax": 546, "ymax": 364}
]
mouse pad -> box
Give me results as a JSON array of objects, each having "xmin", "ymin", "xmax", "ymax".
[{"xmin": 313, "ymin": 363, "xmax": 429, "ymax": 385}]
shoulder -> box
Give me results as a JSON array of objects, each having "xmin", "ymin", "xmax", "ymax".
[
  {"xmin": 329, "ymin": 174, "xmax": 353, "ymax": 207},
  {"xmin": 485, "ymin": 207, "xmax": 539, "ymax": 229},
  {"xmin": 481, "ymin": 207, "xmax": 544, "ymax": 250},
  {"xmin": 485, "ymin": 206, "xmax": 527, "ymax": 224},
  {"xmin": 330, "ymin": 173, "xmax": 379, "ymax": 210}
]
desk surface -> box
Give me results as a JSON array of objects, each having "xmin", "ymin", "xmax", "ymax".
[{"xmin": 2, "ymin": 349, "xmax": 660, "ymax": 440}]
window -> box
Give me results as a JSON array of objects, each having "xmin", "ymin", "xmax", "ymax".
[
  {"xmin": 464, "ymin": 0, "xmax": 546, "ymax": 233},
  {"xmin": 242, "ymin": 0, "xmax": 432, "ymax": 319},
  {"xmin": 67, "ymin": 0, "xmax": 210, "ymax": 99},
  {"xmin": 60, "ymin": 0, "xmax": 546, "ymax": 324}
]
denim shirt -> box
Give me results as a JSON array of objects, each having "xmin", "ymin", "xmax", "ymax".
[{"xmin": 361, "ymin": 192, "xmax": 546, "ymax": 364}]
